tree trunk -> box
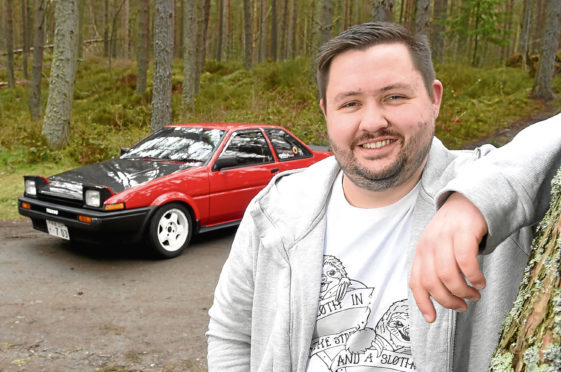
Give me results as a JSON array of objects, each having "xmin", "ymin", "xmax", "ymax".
[
  {"xmin": 21, "ymin": 0, "xmax": 31, "ymax": 79},
  {"xmin": 77, "ymin": 0, "xmax": 86, "ymax": 59},
  {"xmin": 414, "ymin": 0, "xmax": 430, "ymax": 35},
  {"xmin": 279, "ymin": 0, "xmax": 287, "ymax": 60},
  {"xmin": 431, "ymin": 0, "xmax": 447, "ymax": 63},
  {"xmin": 182, "ymin": 0, "xmax": 196, "ymax": 108},
  {"xmin": 216, "ymin": 0, "xmax": 223, "ymax": 60},
  {"xmin": 195, "ymin": 0, "xmax": 210, "ymax": 95},
  {"xmin": 103, "ymin": 0, "xmax": 109, "ymax": 56},
  {"xmin": 371, "ymin": 0, "xmax": 393, "ymax": 22},
  {"xmin": 42, "ymin": 0, "xmax": 80, "ymax": 149},
  {"xmin": 136, "ymin": 0, "xmax": 150, "ymax": 95},
  {"xmin": 5, "ymin": 0, "xmax": 15, "ymax": 88},
  {"xmin": 151, "ymin": 0, "xmax": 174, "ymax": 132},
  {"xmin": 29, "ymin": 0, "xmax": 46, "ymax": 121},
  {"xmin": 258, "ymin": 0, "xmax": 266, "ymax": 62},
  {"xmin": 518, "ymin": 0, "xmax": 532, "ymax": 68},
  {"xmin": 490, "ymin": 167, "xmax": 561, "ymax": 370},
  {"xmin": 243, "ymin": 0, "xmax": 253, "ymax": 69},
  {"xmin": 320, "ymin": 0, "xmax": 333, "ymax": 45},
  {"xmin": 531, "ymin": 0, "xmax": 561, "ymax": 100},
  {"xmin": 270, "ymin": 0, "xmax": 277, "ymax": 60}
]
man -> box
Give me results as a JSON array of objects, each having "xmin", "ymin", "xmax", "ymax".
[{"xmin": 207, "ymin": 22, "xmax": 561, "ymax": 371}]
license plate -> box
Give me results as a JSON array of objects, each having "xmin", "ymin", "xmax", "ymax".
[{"xmin": 46, "ymin": 220, "xmax": 70, "ymax": 240}]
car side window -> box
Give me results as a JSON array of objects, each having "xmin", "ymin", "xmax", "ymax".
[
  {"xmin": 218, "ymin": 130, "xmax": 274, "ymax": 168},
  {"xmin": 264, "ymin": 128, "xmax": 312, "ymax": 161}
]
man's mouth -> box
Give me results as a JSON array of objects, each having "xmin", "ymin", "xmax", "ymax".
[{"xmin": 360, "ymin": 139, "xmax": 395, "ymax": 149}]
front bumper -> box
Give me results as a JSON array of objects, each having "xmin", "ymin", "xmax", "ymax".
[{"xmin": 18, "ymin": 195, "xmax": 154, "ymax": 242}]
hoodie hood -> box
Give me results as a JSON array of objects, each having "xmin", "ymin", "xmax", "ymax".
[{"xmin": 45, "ymin": 158, "xmax": 193, "ymax": 200}]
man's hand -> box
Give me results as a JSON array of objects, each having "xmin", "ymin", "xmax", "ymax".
[{"xmin": 409, "ymin": 192, "xmax": 488, "ymax": 323}]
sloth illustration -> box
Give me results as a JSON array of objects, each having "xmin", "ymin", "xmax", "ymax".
[
  {"xmin": 320, "ymin": 255, "xmax": 370, "ymax": 303},
  {"xmin": 346, "ymin": 299, "xmax": 411, "ymax": 357}
]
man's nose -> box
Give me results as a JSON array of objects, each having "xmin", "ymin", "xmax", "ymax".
[{"xmin": 359, "ymin": 102, "xmax": 389, "ymax": 132}]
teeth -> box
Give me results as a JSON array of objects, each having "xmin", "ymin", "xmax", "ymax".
[{"xmin": 362, "ymin": 140, "xmax": 392, "ymax": 149}]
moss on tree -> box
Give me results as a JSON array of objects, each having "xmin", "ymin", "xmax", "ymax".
[{"xmin": 490, "ymin": 168, "xmax": 561, "ymax": 371}]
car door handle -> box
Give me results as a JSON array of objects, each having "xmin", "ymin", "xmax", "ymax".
[{"xmin": 271, "ymin": 168, "xmax": 279, "ymax": 173}]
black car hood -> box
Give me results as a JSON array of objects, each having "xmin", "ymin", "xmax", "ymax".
[{"xmin": 46, "ymin": 158, "xmax": 192, "ymax": 199}]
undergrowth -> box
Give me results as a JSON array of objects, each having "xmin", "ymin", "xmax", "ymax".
[{"xmin": 1, "ymin": 52, "xmax": 560, "ymax": 219}]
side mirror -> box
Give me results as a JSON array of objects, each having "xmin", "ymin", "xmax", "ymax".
[
  {"xmin": 213, "ymin": 156, "xmax": 238, "ymax": 171},
  {"xmin": 120, "ymin": 147, "xmax": 131, "ymax": 156}
]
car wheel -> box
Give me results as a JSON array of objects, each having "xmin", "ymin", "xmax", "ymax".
[{"xmin": 148, "ymin": 203, "xmax": 192, "ymax": 258}]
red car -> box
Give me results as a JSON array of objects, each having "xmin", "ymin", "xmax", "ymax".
[{"xmin": 18, "ymin": 123, "xmax": 331, "ymax": 258}]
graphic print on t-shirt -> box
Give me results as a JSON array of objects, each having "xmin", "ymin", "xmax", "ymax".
[{"xmin": 308, "ymin": 255, "xmax": 415, "ymax": 372}]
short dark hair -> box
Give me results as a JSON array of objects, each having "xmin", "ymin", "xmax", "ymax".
[{"xmin": 316, "ymin": 22, "xmax": 436, "ymax": 104}]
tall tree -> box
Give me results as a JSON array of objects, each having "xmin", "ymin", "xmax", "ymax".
[
  {"xmin": 320, "ymin": 0, "xmax": 333, "ymax": 45},
  {"xmin": 271, "ymin": 0, "xmax": 277, "ymax": 60},
  {"xmin": 518, "ymin": 0, "xmax": 532, "ymax": 67},
  {"xmin": 531, "ymin": 0, "xmax": 561, "ymax": 100},
  {"xmin": 371, "ymin": 0, "xmax": 393, "ymax": 22},
  {"xmin": 431, "ymin": 0, "xmax": 448, "ymax": 63},
  {"xmin": 195, "ymin": 0, "xmax": 210, "ymax": 95},
  {"xmin": 216, "ymin": 0, "xmax": 224, "ymax": 60},
  {"xmin": 243, "ymin": 0, "xmax": 253, "ymax": 69},
  {"xmin": 182, "ymin": 0, "xmax": 196, "ymax": 108},
  {"xmin": 151, "ymin": 0, "xmax": 174, "ymax": 132},
  {"xmin": 29, "ymin": 0, "xmax": 46, "ymax": 120},
  {"xmin": 42, "ymin": 0, "xmax": 80, "ymax": 149},
  {"xmin": 5, "ymin": 0, "xmax": 15, "ymax": 88},
  {"xmin": 414, "ymin": 0, "xmax": 430, "ymax": 35},
  {"xmin": 258, "ymin": 0, "xmax": 266, "ymax": 62},
  {"xmin": 136, "ymin": 0, "xmax": 150, "ymax": 95},
  {"xmin": 21, "ymin": 0, "xmax": 32, "ymax": 79}
]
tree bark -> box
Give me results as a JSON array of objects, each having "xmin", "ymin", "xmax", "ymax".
[
  {"xmin": 21, "ymin": 0, "xmax": 31, "ymax": 79},
  {"xmin": 518, "ymin": 0, "xmax": 532, "ymax": 67},
  {"xmin": 320, "ymin": 0, "xmax": 333, "ymax": 45},
  {"xmin": 531, "ymin": 0, "xmax": 561, "ymax": 100},
  {"xmin": 258, "ymin": 0, "xmax": 266, "ymax": 62},
  {"xmin": 136, "ymin": 0, "xmax": 150, "ymax": 95},
  {"xmin": 371, "ymin": 0, "xmax": 393, "ymax": 23},
  {"xmin": 29, "ymin": 0, "xmax": 46, "ymax": 121},
  {"xmin": 42, "ymin": 0, "xmax": 80, "ymax": 149},
  {"xmin": 195, "ymin": 0, "xmax": 210, "ymax": 95},
  {"xmin": 182, "ymin": 0, "xmax": 196, "ymax": 108},
  {"xmin": 490, "ymin": 167, "xmax": 561, "ymax": 370},
  {"xmin": 431, "ymin": 0, "xmax": 447, "ymax": 63},
  {"xmin": 271, "ymin": 0, "xmax": 277, "ymax": 60},
  {"xmin": 5, "ymin": 0, "xmax": 15, "ymax": 88},
  {"xmin": 151, "ymin": 0, "xmax": 174, "ymax": 132},
  {"xmin": 243, "ymin": 0, "xmax": 253, "ymax": 69},
  {"xmin": 414, "ymin": 0, "xmax": 430, "ymax": 35}
]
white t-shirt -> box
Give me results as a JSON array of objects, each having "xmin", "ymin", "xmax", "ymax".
[{"xmin": 307, "ymin": 172, "xmax": 419, "ymax": 372}]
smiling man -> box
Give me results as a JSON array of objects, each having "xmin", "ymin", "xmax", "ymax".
[{"xmin": 207, "ymin": 22, "xmax": 561, "ymax": 371}]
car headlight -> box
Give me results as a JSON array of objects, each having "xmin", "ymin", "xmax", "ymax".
[
  {"xmin": 24, "ymin": 176, "xmax": 49, "ymax": 197},
  {"xmin": 82, "ymin": 185, "xmax": 115, "ymax": 209},
  {"xmin": 25, "ymin": 180, "xmax": 37, "ymax": 196},
  {"xmin": 84, "ymin": 189, "xmax": 101, "ymax": 207}
]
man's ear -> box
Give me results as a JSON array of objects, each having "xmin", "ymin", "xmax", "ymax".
[
  {"xmin": 320, "ymin": 98, "xmax": 327, "ymax": 118},
  {"xmin": 432, "ymin": 80, "xmax": 443, "ymax": 119}
]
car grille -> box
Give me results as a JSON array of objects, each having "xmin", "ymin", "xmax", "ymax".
[{"xmin": 37, "ymin": 193, "xmax": 84, "ymax": 208}]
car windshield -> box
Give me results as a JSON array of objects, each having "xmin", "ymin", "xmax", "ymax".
[{"xmin": 122, "ymin": 127, "xmax": 226, "ymax": 163}]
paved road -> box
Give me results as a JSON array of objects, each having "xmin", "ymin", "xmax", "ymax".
[{"xmin": 0, "ymin": 219, "xmax": 235, "ymax": 371}]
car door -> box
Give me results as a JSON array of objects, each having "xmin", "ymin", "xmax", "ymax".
[{"xmin": 207, "ymin": 129, "xmax": 279, "ymax": 225}]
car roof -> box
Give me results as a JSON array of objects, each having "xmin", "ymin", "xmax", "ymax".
[{"xmin": 166, "ymin": 122, "xmax": 286, "ymax": 131}]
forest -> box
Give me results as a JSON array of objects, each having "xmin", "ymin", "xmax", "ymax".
[{"xmin": 1, "ymin": 0, "xmax": 561, "ymax": 220}]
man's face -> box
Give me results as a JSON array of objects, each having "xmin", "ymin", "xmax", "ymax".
[{"xmin": 321, "ymin": 43, "xmax": 442, "ymax": 193}]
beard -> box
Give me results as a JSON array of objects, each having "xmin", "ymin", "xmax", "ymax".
[{"xmin": 329, "ymin": 123, "xmax": 434, "ymax": 192}]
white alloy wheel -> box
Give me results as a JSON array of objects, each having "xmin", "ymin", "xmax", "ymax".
[
  {"xmin": 157, "ymin": 208, "xmax": 189, "ymax": 252},
  {"xmin": 148, "ymin": 203, "xmax": 193, "ymax": 258}
]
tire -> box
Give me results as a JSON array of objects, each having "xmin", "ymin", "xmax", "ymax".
[{"xmin": 148, "ymin": 203, "xmax": 192, "ymax": 258}]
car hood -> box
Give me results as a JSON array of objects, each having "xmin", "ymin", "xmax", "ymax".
[{"xmin": 46, "ymin": 158, "xmax": 192, "ymax": 199}]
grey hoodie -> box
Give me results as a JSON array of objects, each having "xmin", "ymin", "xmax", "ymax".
[{"xmin": 207, "ymin": 114, "xmax": 561, "ymax": 371}]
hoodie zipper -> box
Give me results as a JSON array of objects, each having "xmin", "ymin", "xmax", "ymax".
[{"xmin": 449, "ymin": 309, "xmax": 457, "ymax": 372}]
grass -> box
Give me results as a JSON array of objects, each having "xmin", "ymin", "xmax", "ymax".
[{"xmin": 1, "ymin": 52, "xmax": 561, "ymax": 220}]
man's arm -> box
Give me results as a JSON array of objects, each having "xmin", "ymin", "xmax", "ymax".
[
  {"xmin": 206, "ymin": 214, "xmax": 257, "ymax": 370},
  {"xmin": 410, "ymin": 113, "xmax": 561, "ymax": 322}
]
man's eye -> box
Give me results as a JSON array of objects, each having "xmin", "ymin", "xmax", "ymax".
[
  {"xmin": 341, "ymin": 101, "xmax": 360, "ymax": 109},
  {"xmin": 387, "ymin": 95, "xmax": 405, "ymax": 101}
]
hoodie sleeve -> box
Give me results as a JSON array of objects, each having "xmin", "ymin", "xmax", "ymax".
[
  {"xmin": 206, "ymin": 210, "xmax": 257, "ymax": 371},
  {"xmin": 436, "ymin": 113, "xmax": 561, "ymax": 254}
]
